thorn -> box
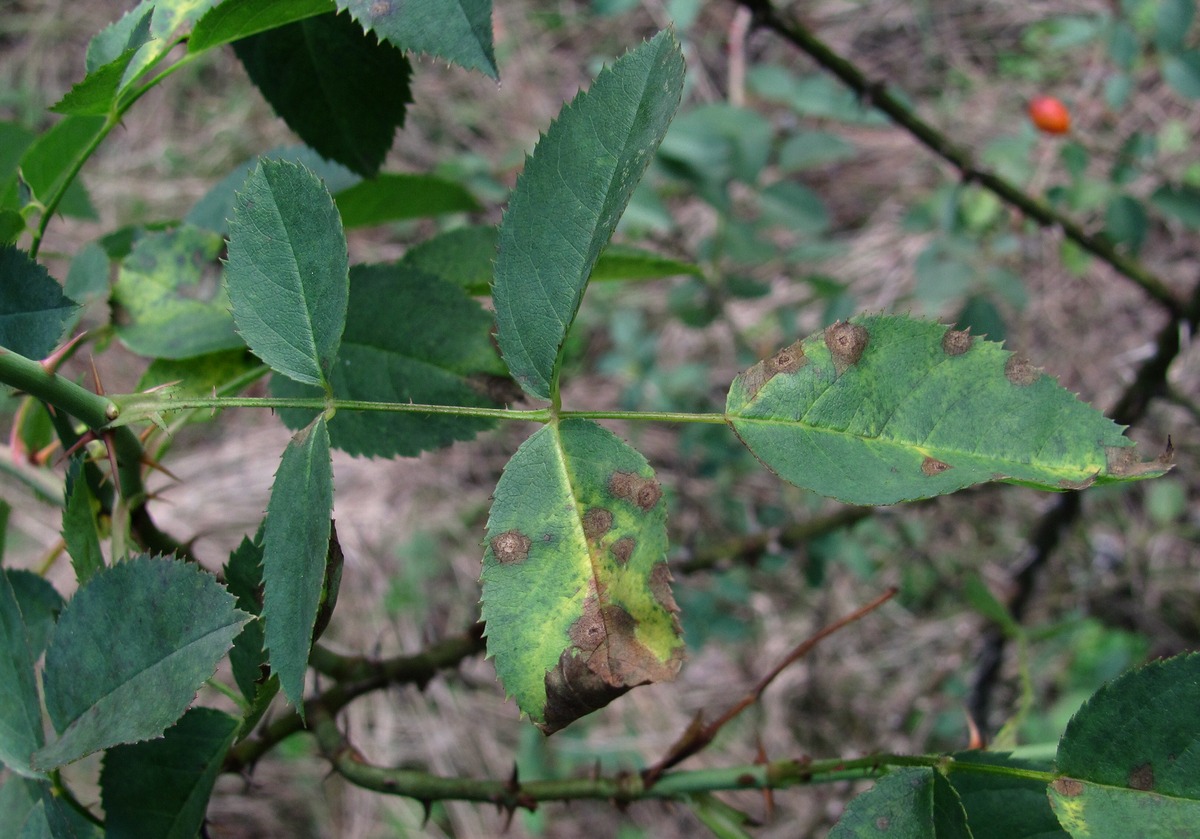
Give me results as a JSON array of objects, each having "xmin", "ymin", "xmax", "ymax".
[
  {"xmin": 89, "ymin": 355, "xmax": 105, "ymax": 395},
  {"xmin": 965, "ymin": 706, "xmax": 986, "ymax": 750},
  {"xmin": 39, "ymin": 331, "xmax": 87, "ymax": 373},
  {"xmin": 419, "ymin": 799, "xmax": 433, "ymax": 826},
  {"xmin": 56, "ymin": 430, "xmax": 99, "ymax": 465},
  {"xmin": 101, "ymin": 431, "xmax": 121, "ymax": 495},
  {"xmin": 140, "ymin": 379, "xmax": 183, "ymax": 394},
  {"xmin": 140, "ymin": 453, "xmax": 181, "ymax": 483}
]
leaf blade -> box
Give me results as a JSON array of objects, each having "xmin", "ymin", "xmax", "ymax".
[
  {"xmin": 493, "ymin": 31, "xmax": 686, "ymax": 399},
  {"xmin": 0, "ymin": 569, "xmax": 44, "ymax": 778},
  {"xmin": 0, "ymin": 246, "xmax": 77, "ymax": 359},
  {"xmin": 339, "ymin": 0, "xmax": 497, "ymax": 78}
]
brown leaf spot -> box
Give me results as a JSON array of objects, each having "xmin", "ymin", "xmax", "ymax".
[
  {"xmin": 875, "ymin": 817, "xmax": 890, "ymax": 830},
  {"xmin": 824, "ymin": 321, "xmax": 869, "ymax": 373},
  {"xmin": 582, "ymin": 507, "xmax": 614, "ymax": 540},
  {"xmin": 941, "ymin": 327, "xmax": 973, "ymax": 356},
  {"xmin": 1004, "ymin": 354, "xmax": 1039, "ymax": 386},
  {"xmin": 610, "ymin": 536, "xmax": 635, "ymax": 566},
  {"xmin": 768, "ymin": 341, "xmax": 806, "ymax": 375},
  {"xmin": 1128, "ymin": 762, "xmax": 1155, "ymax": 791},
  {"xmin": 489, "ymin": 529, "xmax": 531, "ymax": 565},
  {"xmin": 649, "ymin": 563, "xmax": 680, "ymax": 614},
  {"xmin": 609, "ymin": 471, "xmax": 663, "ymax": 511},
  {"xmin": 1106, "ymin": 445, "xmax": 1172, "ymax": 478},
  {"xmin": 541, "ymin": 649, "xmax": 629, "ymax": 735},
  {"xmin": 1058, "ymin": 474, "xmax": 1097, "ymax": 490},
  {"xmin": 370, "ymin": 0, "xmax": 391, "ymax": 16},
  {"xmin": 921, "ymin": 456, "xmax": 951, "ymax": 476},
  {"xmin": 1052, "ymin": 778, "xmax": 1084, "ymax": 798}
]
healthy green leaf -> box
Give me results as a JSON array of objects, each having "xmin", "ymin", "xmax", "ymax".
[
  {"xmin": 778, "ymin": 130, "xmax": 858, "ymax": 172},
  {"xmin": 0, "ymin": 121, "xmax": 35, "ymax": 215},
  {"xmin": 63, "ymin": 241, "xmax": 111, "ymax": 305},
  {"xmin": 261, "ymin": 415, "xmax": 333, "ymax": 713},
  {"xmin": 1150, "ymin": 183, "xmax": 1200, "ymax": 229},
  {"xmin": 85, "ymin": 3, "xmax": 155, "ymax": 70},
  {"xmin": 333, "ymin": 174, "xmax": 479, "ymax": 228},
  {"xmin": 950, "ymin": 752, "xmax": 1067, "ymax": 839},
  {"xmin": 4, "ymin": 569, "xmax": 63, "ymax": 659},
  {"xmin": 62, "ymin": 458, "xmax": 104, "ymax": 585},
  {"xmin": 233, "ymin": 13, "xmax": 412, "ymax": 177},
  {"xmin": 0, "ymin": 246, "xmax": 77, "ymax": 359},
  {"xmin": 658, "ymin": 103, "xmax": 774, "ymax": 188},
  {"xmin": 190, "ymin": 0, "xmax": 335, "ymax": 52},
  {"xmin": 18, "ymin": 115, "xmax": 103, "ymax": 220},
  {"xmin": 1162, "ymin": 49, "xmax": 1200, "ymax": 99},
  {"xmin": 0, "ymin": 776, "xmax": 102, "ymax": 839},
  {"xmin": 686, "ymin": 793, "xmax": 758, "ymax": 838},
  {"xmin": 273, "ymin": 263, "xmax": 504, "ymax": 457},
  {"xmin": 494, "ymin": 30, "xmax": 685, "ymax": 399},
  {"xmin": 112, "ymin": 225, "xmax": 242, "ymax": 359},
  {"xmin": 338, "ymin": 0, "xmax": 497, "ymax": 78},
  {"xmin": 32, "ymin": 557, "xmax": 250, "ymax": 770},
  {"xmin": 725, "ymin": 315, "xmax": 1170, "ymax": 506},
  {"xmin": 52, "ymin": 7, "xmax": 155, "ymax": 117},
  {"xmin": 481, "ymin": 418, "xmax": 683, "ymax": 733},
  {"xmin": 589, "ymin": 244, "xmax": 704, "ymax": 283},
  {"xmin": 100, "ymin": 707, "xmax": 239, "ymax": 839},
  {"xmin": 0, "ymin": 569, "xmax": 43, "ymax": 778},
  {"xmin": 223, "ymin": 536, "xmax": 279, "ymax": 733},
  {"xmin": 829, "ymin": 767, "xmax": 971, "ymax": 838},
  {"xmin": 0, "ymin": 211, "xmax": 23, "ymax": 245},
  {"xmin": 137, "ymin": 350, "xmax": 263, "ymax": 403},
  {"xmin": 225, "ymin": 159, "xmax": 349, "ymax": 387}
]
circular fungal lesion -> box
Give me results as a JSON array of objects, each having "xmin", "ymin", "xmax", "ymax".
[
  {"xmin": 489, "ymin": 529, "xmax": 532, "ymax": 565},
  {"xmin": 582, "ymin": 507, "xmax": 614, "ymax": 540},
  {"xmin": 767, "ymin": 341, "xmax": 806, "ymax": 375},
  {"xmin": 921, "ymin": 456, "xmax": 952, "ymax": 476},
  {"xmin": 824, "ymin": 321, "xmax": 869, "ymax": 372},
  {"xmin": 1004, "ymin": 354, "xmax": 1039, "ymax": 386},
  {"xmin": 941, "ymin": 327, "xmax": 973, "ymax": 356},
  {"xmin": 610, "ymin": 536, "xmax": 636, "ymax": 565},
  {"xmin": 608, "ymin": 471, "xmax": 663, "ymax": 511}
]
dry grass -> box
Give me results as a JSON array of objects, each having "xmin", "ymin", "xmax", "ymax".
[{"xmin": 2, "ymin": 1, "xmax": 1197, "ymax": 837}]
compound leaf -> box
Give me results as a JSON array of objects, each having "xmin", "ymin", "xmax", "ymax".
[
  {"xmin": 0, "ymin": 246, "xmax": 77, "ymax": 359},
  {"xmin": 0, "ymin": 569, "xmax": 43, "ymax": 778},
  {"xmin": 272, "ymin": 263, "xmax": 504, "ymax": 457},
  {"xmin": 494, "ymin": 30, "xmax": 685, "ymax": 400},
  {"xmin": 226, "ymin": 158, "xmax": 349, "ymax": 388},
  {"xmin": 112, "ymin": 225, "xmax": 241, "ymax": 359},
  {"xmin": 100, "ymin": 707, "xmax": 239, "ymax": 839},
  {"xmin": 1049, "ymin": 653, "xmax": 1200, "ymax": 837},
  {"xmin": 33, "ymin": 557, "xmax": 249, "ymax": 771},
  {"xmin": 234, "ymin": 12, "xmax": 412, "ymax": 177},
  {"xmin": 481, "ymin": 418, "xmax": 683, "ymax": 733},
  {"xmin": 829, "ymin": 767, "xmax": 971, "ymax": 838},
  {"xmin": 261, "ymin": 415, "xmax": 333, "ymax": 713},
  {"xmin": 726, "ymin": 315, "xmax": 1169, "ymax": 506},
  {"xmin": 338, "ymin": 0, "xmax": 497, "ymax": 78}
]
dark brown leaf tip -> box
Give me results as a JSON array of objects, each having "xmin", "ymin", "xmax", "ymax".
[
  {"xmin": 610, "ymin": 536, "xmax": 635, "ymax": 565},
  {"xmin": 824, "ymin": 321, "xmax": 869, "ymax": 373},
  {"xmin": 1004, "ymin": 355, "xmax": 1039, "ymax": 386},
  {"xmin": 1052, "ymin": 778, "xmax": 1084, "ymax": 797},
  {"xmin": 1128, "ymin": 763, "xmax": 1154, "ymax": 791},
  {"xmin": 490, "ymin": 529, "xmax": 531, "ymax": 565},
  {"xmin": 582, "ymin": 507, "xmax": 614, "ymax": 540},
  {"xmin": 921, "ymin": 456, "xmax": 951, "ymax": 476},
  {"xmin": 941, "ymin": 327, "xmax": 973, "ymax": 356},
  {"xmin": 609, "ymin": 471, "xmax": 663, "ymax": 511},
  {"xmin": 1106, "ymin": 445, "xmax": 1172, "ymax": 477}
]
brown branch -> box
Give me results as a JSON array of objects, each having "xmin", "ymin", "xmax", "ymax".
[
  {"xmin": 732, "ymin": 0, "xmax": 1185, "ymax": 317},
  {"xmin": 642, "ymin": 587, "xmax": 897, "ymax": 786}
]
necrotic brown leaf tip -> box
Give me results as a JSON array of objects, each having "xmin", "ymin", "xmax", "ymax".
[
  {"xmin": 824, "ymin": 321, "xmax": 868, "ymax": 373},
  {"xmin": 609, "ymin": 471, "xmax": 663, "ymax": 511},
  {"xmin": 941, "ymin": 327, "xmax": 973, "ymax": 356},
  {"xmin": 489, "ymin": 530, "xmax": 531, "ymax": 564}
]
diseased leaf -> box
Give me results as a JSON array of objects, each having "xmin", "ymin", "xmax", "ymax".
[
  {"xmin": 1048, "ymin": 777, "xmax": 1200, "ymax": 839},
  {"xmin": 0, "ymin": 569, "xmax": 44, "ymax": 778},
  {"xmin": 339, "ymin": 0, "xmax": 497, "ymax": 78},
  {"xmin": 190, "ymin": 0, "xmax": 335, "ymax": 52},
  {"xmin": 261, "ymin": 415, "xmax": 333, "ymax": 713},
  {"xmin": 234, "ymin": 13, "xmax": 412, "ymax": 177},
  {"xmin": 829, "ymin": 767, "xmax": 970, "ymax": 838},
  {"xmin": 726, "ymin": 315, "xmax": 1169, "ymax": 506},
  {"xmin": 113, "ymin": 225, "xmax": 241, "ymax": 359},
  {"xmin": 225, "ymin": 159, "xmax": 349, "ymax": 387},
  {"xmin": 273, "ymin": 263, "xmax": 504, "ymax": 457},
  {"xmin": 333, "ymin": 174, "xmax": 478, "ymax": 228},
  {"xmin": 100, "ymin": 708, "xmax": 239, "ymax": 839},
  {"xmin": 481, "ymin": 418, "xmax": 683, "ymax": 733},
  {"xmin": 0, "ymin": 246, "xmax": 77, "ymax": 359},
  {"xmin": 62, "ymin": 458, "xmax": 104, "ymax": 585},
  {"xmin": 494, "ymin": 31, "xmax": 685, "ymax": 400},
  {"xmin": 32, "ymin": 557, "xmax": 250, "ymax": 770}
]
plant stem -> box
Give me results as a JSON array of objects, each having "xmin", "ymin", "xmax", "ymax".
[{"xmin": 734, "ymin": 0, "xmax": 1185, "ymax": 317}]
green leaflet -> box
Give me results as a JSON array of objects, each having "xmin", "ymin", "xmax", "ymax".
[
  {"xmin": 223, "ymin": 536, "xmax": 279, "ymax": 733},
  {"xmin": 333, "ymin": 174, "xmax": 479, "ymax": 228},
  {"xmin": 100, "ymin": 707, "xmax": 239, "ymax": 839},
  {"xmin": 338, "ymin": 0, "xmax": 497, "ymax": 79},
  {"xmin": 726, "ymin": 315, "xmax": 1169, "ymax": 506},
  {"xmin": 3, "ymin": 570, "xmax": 63, "ymax": 660},
  {"xmin": 51, "ymin": 6, "xmax": 153, "ymax": 117},
  {"xmin": 949, "ymin": 752, "xmax": 1067, "ymax": 839},
  {"xmin": 233, "ymin": 12, "xmax": 412, "ymax": 178},
  {"xmin": 828, "ymin": 767, "xmax": 971, "ymax": 838},
  {"xmin": 261, "ymin": 415, "xmax": 334, "ymax": 713},
  {"xmin": 225, "ymin": 159, "xmax": 349, "ymax": 388},
  {"xmin": 494, "ymin": 31, "xmax": 686, "ymax": 400},
  {"xmin": 0, "ymin": 776, "xmax": 102, "ymax": 839},
  {"xmin": 1047, "ymin": 653, "xmax": 1200, "ymax": 836},
  {"xmin": 0, "ymin": 246, "xmax": 77, "ymax": 359},
  {"xmin": 18, "ymin": 115, "xmax": 103, "ymax": 220},
  {"xmin": 0, "ymin": 569, "xmax": 43, "ymax": 778},
  {"xmin": 190, "ymin": 0, "xmax": 335, "ymax": 52},
  {"xmin": 481, "ymin": 419, "xmax": 683, "ymax": 734},
  {"xmin": 33, "ymin": 557, "xmax": 249, "ymax": 771},
  {"xmin": 272, "ymin": 263, "xmax": 504, "ymax": 458},
  {"xmin": 62, "ymin": 458, "xmax": 104, "ymax": 585},
  {"xmin": 112, "ymin": 225, "xmax": 242, "ymax": 360}
]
